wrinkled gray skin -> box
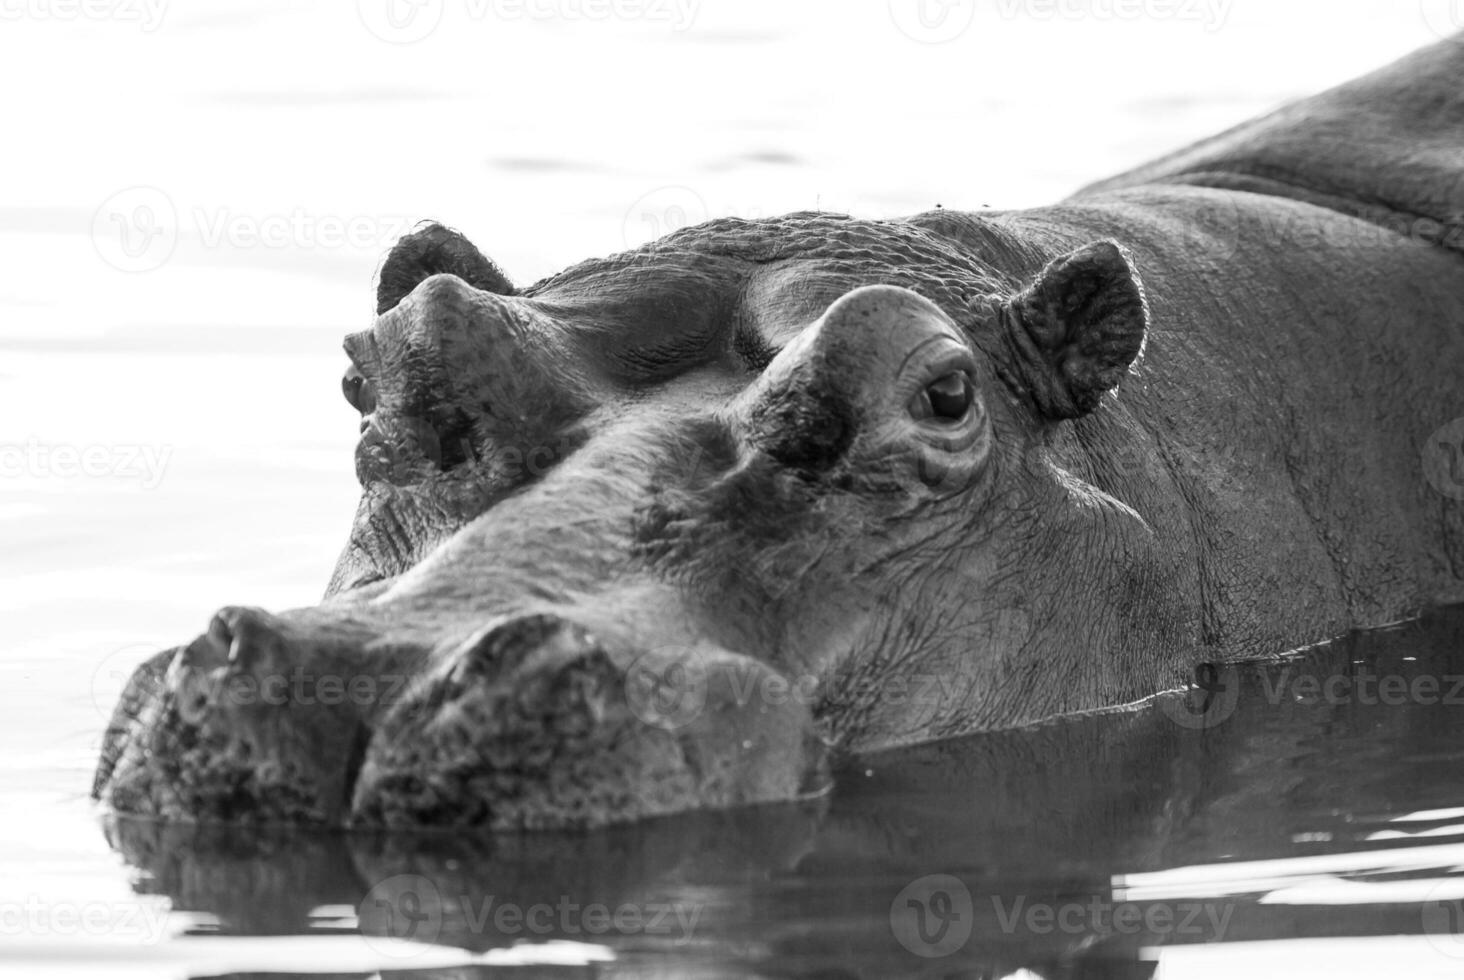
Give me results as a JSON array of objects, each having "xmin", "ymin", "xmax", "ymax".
[{"xmin": 97, "ymin": 37, "xmax": 1464, "ymax": 829}]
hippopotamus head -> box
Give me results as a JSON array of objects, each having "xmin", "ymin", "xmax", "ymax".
[{"xmin": 97, "ymin": 212, "xmax": 1171, "ymax": 830}]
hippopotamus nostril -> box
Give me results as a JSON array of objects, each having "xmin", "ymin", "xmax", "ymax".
[
  {"xmin": 423, "ymin": 405, "xmax": 476, "ymax": 470},
  {"xmin": 167, "ymin": 663, "xmax": 209, "ymax": 726},
  {"xmin": 204, "ymin": 608, "xmax": 293, "ymax": 692},
  {"xmin": 185, "ymin": 620, "xmax": 230, "ymax": 671},
  {"xmin": 167, "ymin": 607, "xmax": 296, "ymax": 725},
  {"xmin": 444, "ymin": 613, "xmax": 592, "ymax": 692},
  {"xmin": 165, "ymin": 620, "xmax": 232, "ymax": 725},
  {"xmin": 355, "ymin": 414, "xmax": 452, "ymax": 483}
]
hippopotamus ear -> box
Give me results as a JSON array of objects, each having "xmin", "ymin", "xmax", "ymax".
[
  {"xmin": 376, "ymin": 222, "xmax": 515, "ymax": 314},
  {"xmin": 1000, "ymin": 240, "xmax": 1148, "ymax": 419}
]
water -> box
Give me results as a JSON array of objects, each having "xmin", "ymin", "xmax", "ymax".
[{"xmin": 3, "ymin": 1, "xmax": 1461, "ymax": 976}]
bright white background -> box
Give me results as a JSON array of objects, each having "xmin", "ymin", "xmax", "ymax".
[{"xmin": 0, "ymin": 0, "xmax": 1455, "ymax": 973}]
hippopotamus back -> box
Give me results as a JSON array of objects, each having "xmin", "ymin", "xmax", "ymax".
[{"xmin": 1079, "ymin": 34, "xmax": 1464, "ymax": 253}]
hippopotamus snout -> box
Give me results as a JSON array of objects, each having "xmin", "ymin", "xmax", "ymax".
[
  {"xmin": 99, "ymin": 606, "xmax": 393, "ymax": 824},
  {"xmin": 103, "ymin": 602, "xmax": 831, "ymax": 830}
]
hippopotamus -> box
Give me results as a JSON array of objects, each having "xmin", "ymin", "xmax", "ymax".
[{"xmin": 95, "ymin": 35, "xmax": 1464, "ymax": 830}]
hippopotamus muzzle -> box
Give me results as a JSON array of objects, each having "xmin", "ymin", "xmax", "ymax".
[{"xmin": 100, "ymin": 604, "xmax": 829, "ymax": 829}]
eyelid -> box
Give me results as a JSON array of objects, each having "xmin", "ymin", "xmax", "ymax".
[{"xmin": 896, "ymin": 335, "xmax": 976, "ymax": 392}]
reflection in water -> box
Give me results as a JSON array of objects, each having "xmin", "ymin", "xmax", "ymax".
[{"xmin": 105, "ymin": 605, "xmax": 1464, "ymax": 978}]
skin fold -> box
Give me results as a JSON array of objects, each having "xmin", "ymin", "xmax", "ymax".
[{"xmin": 95, "ymin": 35, "xmax": 1464, "ymax": 830}]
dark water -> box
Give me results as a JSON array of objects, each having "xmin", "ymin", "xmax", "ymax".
[{"xmin": 103, "ymin": 604, "xmax": 1464, "ymax": 978}]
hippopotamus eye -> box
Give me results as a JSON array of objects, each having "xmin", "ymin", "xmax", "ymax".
[
  {"xmin": 341, "ymin": 364, "xmax": 376, "ymax": 415},
  {"xmin": 911, "ymin": 371, "xmax": 974, "ymax": 422}
]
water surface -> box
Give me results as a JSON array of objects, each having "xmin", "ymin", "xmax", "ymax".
[{"xmin": 94, "ymin": 606, "xmax": 1464, "ymax": 977}]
